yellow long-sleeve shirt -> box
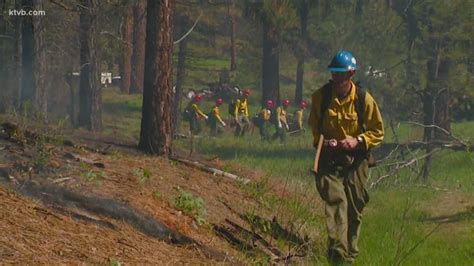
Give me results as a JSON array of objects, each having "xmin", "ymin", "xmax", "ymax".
[
  {"xmin": 276, "ymin": 106, "xmax": 288, "ymax": 126},
  {"xmin": 191, "ymin": 103, "xmax": 206, "ymax": 119},
  {"xmin": 211, "ymin": 106, "xmax": 225, "ymax": 125},
  {"xmin": 234, "ymin": 98, "xmax": 249, "ymax": 118},
  {"xmin": 308, "ymin": 82, "xmax": 384, "ymax": 150},
  {"xmin": 295, "ymin": 109, "xmax": 304, "ymax": 130},
  {"xmin": 260, "ymin": 108, "xmax": 271, "ymax": 121}
]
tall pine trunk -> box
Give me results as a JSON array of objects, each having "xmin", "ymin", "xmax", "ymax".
[
  {"xmin": 120, "ymin": 0, "xmax": 133, "ymax": 94},
  {"xmin": 294, "ymin": 0, "xmax": 308, "ymax": 106},
  {"xmin": 20, "ymin": 0, "xmax": 35, "ymax": 108},
  {"xmin": 261, "ymin": 19, "xmax": 280, "ymax": 105},
  {"xmin": 172, "ymin": 18, "xmax": 188, "ymax": 137},
  {"xmin": 229, "ymin": 0, "xmax": 237, "ymax": 71},
  {"xmin": 13, "ymin": 0, "xmax": 22, "ymax": 108},
  {"xmin": 18, "ymin": 0, "xmax": 46, "ymax": 121},
  {"xmin": 33, "ymin": 0, "xmax": 47, "ymax": 122},
  {"xmin": 0, "ymin": 0, "xmax": 7, "ymax": 112},
  {"xmin": 130, "ymin": 0, "xmax": 146, "ymax": 94},
  {"xmin": 139, "ymin": 0, "xmax": 173, "ymax": 156},
  {"xmin": 78, "ymin": 0, "xmax": 101, "ymax": 132}
]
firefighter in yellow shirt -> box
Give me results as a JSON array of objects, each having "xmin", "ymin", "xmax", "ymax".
[
  {"xmin": 272, "ymin": 99, "xmax": 290, "ymax": 143},
  {"xmin": 208, "ymin": 98, "xmax": 226, "ymax": 136},
  {"xmin": 308, "ymin": 50, "xmax": 384, "ymax": 265},
  {"xmin": 257, "ymin": 99, "xmax": 273, "ymax": 141},
  {"xmin": 292, "ymin": 100, "xmax": 307, "ymax": 134},
  {"xmin": 234, "ymin": 88, "xmax": 251, "ymax": 137},
  {"xmin": 184, "ymin": 94, "xmax": 208, "ymax": 135}
]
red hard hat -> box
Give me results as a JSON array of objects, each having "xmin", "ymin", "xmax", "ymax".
[
  {"xmin": 216, "ymin": 98, "xmax": 224, "ymax": 106},
  {"xmin": 266, "ymin": 99, "xmax": 273, "ymax": 107},
  {"xmin": 300, "ymin": 100, "xmax": 307, "ymax": 109},
  {"xmin": 282, "ymin": 99, "xmax": 291, "ymax": 107},
  {"xmin": 243, "ymin": 89, "xmax": 251, "ymax": 96},
  {"xmin": 193, "ymin": 94, "xmax": 203, "ymax": 102}
]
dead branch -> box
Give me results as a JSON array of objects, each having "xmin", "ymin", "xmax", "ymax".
[
  {"xmin": 370, "ymin": 149, "xmax": 439, "ymax": 189},
  {"xmin": 171, "ymin": 156, "xmax": 250, "ymax": 184},
  {"xmin": 51, "ymin": 177, "xmax": 73, "ymax": 184},
  {"xmin": 274, "ymin": 241, "xmax": 310, "ymax": 263},
  {"xmin": 63, "ymin": 139, "xmax": 111, "ymax": 155},
  {"xmin": 174, "ymin": 12, "xmax": 202, "ymax": 45},
  {"xmin": 225, "ymin": 219, "xmax": 283, "ymax": 258},
  {"xmin": 64, "ymin": 152, "xmax": 105, "ymax": 168},
  {"xmin": 379, "ymin": 141, "xmax": 473, "ymax": 152}
]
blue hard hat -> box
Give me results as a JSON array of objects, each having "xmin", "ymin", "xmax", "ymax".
[{"xmin": 327, "ymin": 50, "xmax": 358, "ymax": 72}]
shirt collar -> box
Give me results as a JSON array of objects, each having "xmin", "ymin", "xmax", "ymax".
[{"xmin": 333, "ymin": 81, "xmax": 356, "ymax": 105}]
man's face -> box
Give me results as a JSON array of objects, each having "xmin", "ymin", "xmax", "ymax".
[{"xmin": 331, "ymin": 71, "xmax": 354, "ymax": 85}]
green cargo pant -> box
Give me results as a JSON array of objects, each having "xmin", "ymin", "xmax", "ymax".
[
  {"xmin": 259, "ymin": 121, "xmax": 271, "ymax": 141},
  {"xmin": 234, "ymin": 114, "xmax": 250, "ymax": 137},
  {"xmin": 315, "ymin": 158, "xmax": 370, "ymax": 264}
]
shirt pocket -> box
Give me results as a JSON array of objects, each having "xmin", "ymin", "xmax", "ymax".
[
  {"xmin": 342, "ymin": 112, "xmax": 359, "ymax": 134},
  {"xmin": 325, "ymin": 109, "xmax": 339, "ymax": 130}
]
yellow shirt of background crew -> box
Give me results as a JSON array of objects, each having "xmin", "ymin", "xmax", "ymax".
[
  {"xmin": 191, "ymin": 103, "xmax": 206, "ymax": 119},
  {"xmin": 276, "ymin": 106, "xmax": 288, "ymax": 126},
  {"xmin": 295, "ymin": 109, "xmax": 304, "ymax": 130},
  {"xmin": 234, "ymin": 98, "xmax": 249, "ymax": 117},
  {"xmin": 211, "ymin": 106, "xmax": 225, "ymax": 125},
  {"xmin": 308, "ymin": 82, "xmax": 384, "ymax": 150},
  {"xmin": 260, "ymin": 108, "xmax": 271, "ymax": 121}
]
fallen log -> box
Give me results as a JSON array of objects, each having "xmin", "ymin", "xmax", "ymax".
[
  {"xmin": 171, "ymin": 156, "xmax": 251, "ymax": 184},
  {"xmin": 225, "ymin": 218, "xmax": 283, "ymax": 259},
  {"xmin": 64, "ymin": 152, "xmax": 105, "ymax": 168},
  {"xmin": 63, "ymin": 139, "xmax": 111, "ymax": 155},
  {"xmin": 379, "ymin": 141, "xmax": 473, "ymax": 152}
]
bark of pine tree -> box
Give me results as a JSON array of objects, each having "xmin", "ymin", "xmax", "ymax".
[
  {"xmin": 130, "ymin": 0, "xmax": 146, "ymax": 94},
  {"xmin": 17, "ymin": 0, "xmax": 46, "ymax": 121},
  {"xmin": 0, "ymin": 0, "xmax": 6, "ymax": 112},
  {"xmin": 120, "ymin": 0, "xmax": 133, "ymax": 94},
  {"xmin": 172, "ymin": 18, "xmax": 188, "ymax": 137},
  {"xmin": 139, "ymin": 0, "xmax": 173, "ymax": 156},
  {"xmin": 78, "ymin": 0, "xmax": 101, "ymax": 132},
  {"xmin": 229, "ymin": 0, "xmax": 237, "ymax": 71},
  {"xmin": 261, "ymin": 19, "xmax": 280, "ymax": 106},
  {"xmin": 13, "ymin": 0, "xmax": 22, "ymax": 108},
  {"xmin": 20, "ymin": 0, "xmax": 35, "ymax": 108},
  {"xmin": 33, "ymin": 0, "xmax": 47, "ymax": 122},
  {"xmin": 294, "ymin": 0, "xmax": 308, "ymax": 106}
]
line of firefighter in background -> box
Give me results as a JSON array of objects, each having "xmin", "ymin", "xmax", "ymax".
[
  {"xmin": 184, "ymin": 88, "xmax": 307, "ymax": 139},
  {"xmin": 183, "ymin": 94, "xmax": 225, "ymax": 136},
  {"xmin": 233, "ymin": 89, "xmax": 251, "ymax": 137},
  {"xmin": 256, "ymin": 98, "xmax": 307, "ymax": 142}
]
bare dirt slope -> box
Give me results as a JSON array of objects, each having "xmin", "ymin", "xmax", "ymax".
[{"xmin": 0, "ymin": 123, "xmax": 312, "ymax": 264}]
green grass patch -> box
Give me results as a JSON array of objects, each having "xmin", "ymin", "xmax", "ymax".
[
  {"xmin": 429, "ymin": 150, "xmax": 474, "ymax": 192},
  {"xmin": 102, "ymin": 88, "xmax": 142, "ymax": 139},
  {"xmin": 358, "ymin": 187, "xmax": 473, "ymax": 266},
  {"xmin": 173, "ymin": 189, "xmax": 207, "ymax": 225}
]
